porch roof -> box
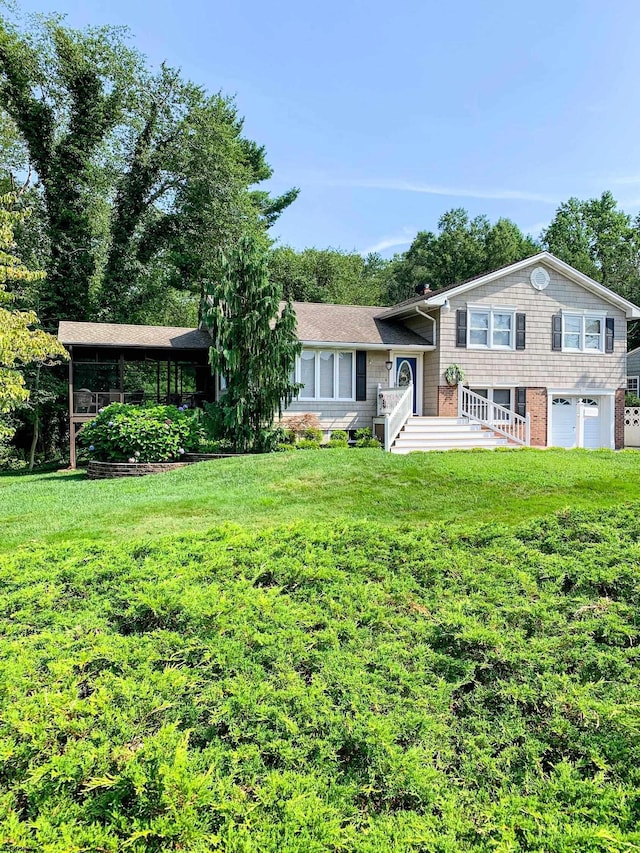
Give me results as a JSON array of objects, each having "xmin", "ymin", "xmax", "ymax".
[{"xmin": 58, "ymin": 321, "xmax": 213, "ymax": 350}]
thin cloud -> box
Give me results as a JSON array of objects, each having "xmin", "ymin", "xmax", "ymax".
[
  {"xmin": 362, "ymin": 228, "xmax": 416, "ymax": 255},
  {"xmin": 319, "ymin": 176, "xmax": 560, "ymax": 205},
  {"xmin": 522, "ymin": 221, "xmax": 549, "ymax": 237}
]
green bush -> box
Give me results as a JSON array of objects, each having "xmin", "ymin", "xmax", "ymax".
[
  {"xmin": 302, "ymin": 427, "xmax": 323, "ymax": 443},
  {"xmin": 625, "ymin": 392, "xmax": 640, "ymax": 406},
  {"xmin": 324, "ymin": 439, "xmax": 349, "ymax": 449},
  {"xmin": 354, "ymin": 427, "xmax": 381, "ymax": 449},
  {"xmin": 330, "ymin": 429, "xmax": 349, "ymax": 442},
  {"xmin": 3, "ymin": 505, "xmax": 640, "ymax": 849},
  {"xmin": 296, "ymin": 438, "xmax": 321, "ymax": 450},
  {"xmin": 79, "ymin": 403, "xmax": 196, "ymax": 463},
  {"xmin": 276, "ymin": 442, "xmax": 297, "ymax": 452}
]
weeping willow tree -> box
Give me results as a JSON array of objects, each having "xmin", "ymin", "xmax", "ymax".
[
  {"xmin": 203, "ymin": 234, "xmax": 301, "ymax": 452},
  {"xmin": 0, "ymin": 192, "xmax": 68, "ymax": 445}
]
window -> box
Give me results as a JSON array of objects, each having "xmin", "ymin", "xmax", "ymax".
[
  {"xmin": 297, "ymin": 349, "xmax": 355, "ymax": 400},
  {"xmin": 562, "ymin": 313, "xmax": 604, "ymax": 352},
  {"xmin": 467, "ymin": 308, "xmax": 514, "ymax": 349},
  {"xmin": 470, "ymin": 387, "xmax": 513, "ymax": 419},
  {"xmin": 628, "ymin": 376, "xmax": 639, "ymax": 395}
]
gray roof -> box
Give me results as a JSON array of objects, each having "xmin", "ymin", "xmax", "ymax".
[
  {"xmin": 291, "ymin": 302, "xmax": 430, "ymax": 346},
  {"xmin": 58, "ymin": 321, "xmax": 213, "ymax": 350}
]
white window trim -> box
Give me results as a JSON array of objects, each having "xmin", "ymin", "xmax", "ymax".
[
  {"xmin": 627, "ymin": 376, "xmax": 639, "ymax": 394},
  {"xmin": 561, "ymin": 311, "xmax": 606, "ymax": 354},
  {"xmin": 466, "ymin": 305, "xmax": 516, "ymax": 351},
  {"xmin": 296, "ymin": 348, "xmax": 356, "ymax": 402},
  {"xmin": 469, "ymin": 386, "xmax": 514, "ymax": 422}
]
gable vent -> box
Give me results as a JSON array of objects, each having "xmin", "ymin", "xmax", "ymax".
[{"xmin": 530, "ymin": 266, "xmax": 550, "ymax": 290}]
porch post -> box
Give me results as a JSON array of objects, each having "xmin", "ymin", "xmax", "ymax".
[
  {"xmin": 457, "ymin": 382, "xmax": 463, "ymax": 418},
  {"xmin": 68, "ymin": 346, "xmax": 76, "ymax": 469},
  {"xmin": 525, "ymin": 413, "xmax": 531, "ymax": 446}
]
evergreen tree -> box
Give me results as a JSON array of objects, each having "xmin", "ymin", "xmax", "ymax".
[{"xmin": 203, "ymin": 235, "xmax": 301, "ymax": 452}]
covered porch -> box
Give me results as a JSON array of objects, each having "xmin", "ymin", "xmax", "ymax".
[{"xmin": 58, "ymin": 321, "xmax": 215, "ymax": 468}]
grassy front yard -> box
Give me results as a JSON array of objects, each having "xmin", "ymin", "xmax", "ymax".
[{"xmin": 2, "ymin": 448, "xmax": 640, "ymax": 552}]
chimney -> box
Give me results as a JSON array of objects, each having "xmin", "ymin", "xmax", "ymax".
[{"xmin": 414, "ymin": 284, "xmax": 431, "ymax": 296}]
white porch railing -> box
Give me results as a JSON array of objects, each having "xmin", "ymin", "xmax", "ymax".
[
  {"xmin": 377, "ymin": 383, "xmax": 413, "ymax": 451},
  {"xmin": 458, "ymin": 384, "xmax": 530, "ymax": 446}
]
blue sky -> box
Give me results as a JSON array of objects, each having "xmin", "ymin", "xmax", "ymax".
[{"xmin": 15, "ymin": 0, "xmax": 640, "ymax": 256}]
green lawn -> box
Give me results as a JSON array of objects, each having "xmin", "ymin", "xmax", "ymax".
[{"xmin": 2, "ymin": 448, "xmax": 640, "ymax": 552}]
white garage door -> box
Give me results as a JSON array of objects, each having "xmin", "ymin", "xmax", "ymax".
[
  {"xmin": 551, "ymin": 397, "xmax": 576, "ymax": 447},
  {"xmin": 582, "ymin": 398, "xmax": 601, "ymax": 449}
]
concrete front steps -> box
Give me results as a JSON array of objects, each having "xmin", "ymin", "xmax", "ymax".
[{"xmin": 390, "ymin": 416, "xmax": 508, "ymax": 454}]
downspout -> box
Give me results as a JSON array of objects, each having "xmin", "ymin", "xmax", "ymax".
[{"xmin": 415, "ymin": 304, "xmax": 436, "ymax": 346}]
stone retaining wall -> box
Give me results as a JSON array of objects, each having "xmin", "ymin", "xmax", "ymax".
[
  {"xmin": 87, "ymin": 461, "xmax": 191, "ymax": 479},
  {"xmin": 87, "ymin": 453, "xmax": 245, "ymax": 479}
]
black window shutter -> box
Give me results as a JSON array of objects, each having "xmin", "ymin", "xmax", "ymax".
[
  {"xmin": 516, "ymin": 387, "xmax": 526, "ymax": 418},
  {"xmin": 456, "ymin": 309, "xmax": 467, "ymax": 348},
  {"xmin": 515, "ymin": 313, "xmax": 526, "ymax": 350},
  {"xmin": 355, "ymin": 351, "xmax": 367, "ymax": 401},
  {"xmin": 552, "ymin": 314, "xmax": 562, "ymax": 351},
  {"xmin": 605, "ymin": 317, "xmax": 615, "ymax": 353}
]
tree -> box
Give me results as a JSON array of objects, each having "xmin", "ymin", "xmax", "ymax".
[
  {"xmin": 383, "ymin": 210, "xmax": 539, "ymax": 303},
  {"xmin": 0, "ymin": 192, "xmax": 67, "ymax": 442},
  {"xmin": 0, "ymin": 14, "xmax": 297, "ymax": 325},
  {"xmin": 268, "ymin": 246, "xmax": 388, "ymax": 305},
  {"xmin": 203, "ymin": 235, "xmax": 301, "ymax": 452},
  {"xmin": 542, "ymin": 192, "xmax": 640, "ymax": 304}
]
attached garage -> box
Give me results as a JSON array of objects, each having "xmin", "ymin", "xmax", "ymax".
[{"xmin": 548, "ymin": 393, "xmax": 613, "ymax": 449}]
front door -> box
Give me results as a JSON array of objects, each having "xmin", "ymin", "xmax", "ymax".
[{"xmin": 395, "ymin": 357, "xmax": 417, "ymax": 414}]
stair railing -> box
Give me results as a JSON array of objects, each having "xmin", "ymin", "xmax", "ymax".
[
  {"xmin": 458, "ymin": 384, "xmax": 530, "ymax": 446},
  {"xmin": 377, "ymin": 383, "xmax": 413, "ymax": 451}
]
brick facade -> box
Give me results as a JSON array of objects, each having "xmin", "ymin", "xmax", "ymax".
[
  {"xmin": 437, "ymin": 384, "xmax": 458, "ymax": 416},
  {"xmin": 526, "ymin": 387, "xmax": 548, "ymax": 447},
  {"xmin": 615, "ymin": 388, "xmax": 626, "ymax": 449}
]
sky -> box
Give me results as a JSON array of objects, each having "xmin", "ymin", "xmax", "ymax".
[{"xmin": 13, "ymin": 0, "xmax": 640, "ymax": 257}]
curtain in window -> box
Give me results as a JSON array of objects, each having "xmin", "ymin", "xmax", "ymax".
[
  {"xmin": 300, "ymin": 350, "xmax": 316, "ymax": 398},
  {"xmin": 319, "ymin": 351, "xmax": 334, "ymax": 398},
  {"xmin": 338, "ymin": 352, "xmax": 352, "ymax": 398}
]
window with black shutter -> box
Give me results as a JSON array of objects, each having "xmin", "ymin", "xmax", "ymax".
[
  {"xmin": 516, "ymin": 387, "xmax": 527, "ymax": 418},
  {"xmin": 355, "ymin": 351, "xmax": 367, "ymax": 401},
  {"xmin": 552, "ymin": 314, "xmax": 562, "ymax": 351},
  {"xmin": 515, "ymin": 313, "xmax": 526, "ymax": 350},
  {"xmin": 456, "ymin": 309, "xmax": 467, "ymax": 348},
  {"xmin": 605, "ymin": 317, "xmax": 615, "ymax": 353}
]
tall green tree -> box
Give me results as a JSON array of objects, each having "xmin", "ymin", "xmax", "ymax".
[
  {"xmin": 383, "ymin": 210, "xmax": 539, "ymax": 303},
  {"xmin": 268, "ymin": 246, "xmax": 387, "ymax": 305},
  {"xmin": 542, "ymin": 191, "xmax": 640, "ymax": 302},
  {"xmin": 0, "ymin": 14, "xmax": 297, "ymax": 325},
  {"xmin": 203, "ymin": 235, "xmax": 301, "ymax": 452}
]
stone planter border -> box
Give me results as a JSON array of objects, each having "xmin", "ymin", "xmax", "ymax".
[{"xmin": 86, "ymin": 453, "xmax": 245, "ymax": 479}]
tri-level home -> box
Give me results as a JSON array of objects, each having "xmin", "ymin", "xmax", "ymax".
[
  {"xmin": 282, "ymin": 252, "xmax": 640, "ymax": 452},
  {"xmin": 58, "ymin": 252, "xmax": 640, "ymax": 462}
]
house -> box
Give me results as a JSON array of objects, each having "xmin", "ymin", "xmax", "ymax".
[
  {"xmin": 282, "ymin": 252, "xmax": 640, "ymax": 451},
  {"xmin": 58, "ymin": 251, "xmax": 640, "ymax": 464},
  {"xmin": 627, "ymin": 346, "xmax": 640, "ymax": 396}
]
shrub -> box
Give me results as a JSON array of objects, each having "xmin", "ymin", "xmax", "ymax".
[
  {"xmin": 625, "ymin": 392, "xmax": 640, "ymax": 406},
  {"xmin": 296, "ymin": 438, "xmax": 321, "ymax": 450},
  {"xmin": 276, "ymin": 442, "xmax": 297, "ymax": 452},
  {"xmin": 79, "ymin": 403, "xmax": 196, "ymax": 463},
  {"xmin": 302, "ymin": 427, "xmax": 323, "ymax": 443},
  {"xmin": 330, "ymin": 430, "xmax": 349, "ymax": 442},
  {"xmin": 325, "ymin": 439, "xmax": 349, "ymax": 449},
  {"xmin": 354, "ymin": 427, "xmax": 381, "ymax": 449}
]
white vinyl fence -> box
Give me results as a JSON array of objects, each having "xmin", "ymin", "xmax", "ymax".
[{"xmin": 624, "ymin": 407, "xmax": 640, "ymax": 447}]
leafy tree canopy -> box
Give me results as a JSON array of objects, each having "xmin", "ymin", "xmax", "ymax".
[
  {"xmin": 0, "ymin": 192, "xmax": 67, "ymax": 436},
  {"xmin": 383, "ymin": 209, "xmax": 540, "ymax": 303},
  {"xmin": 0, "ymin": 13, "xmax": 297, "ymax": 324}
]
